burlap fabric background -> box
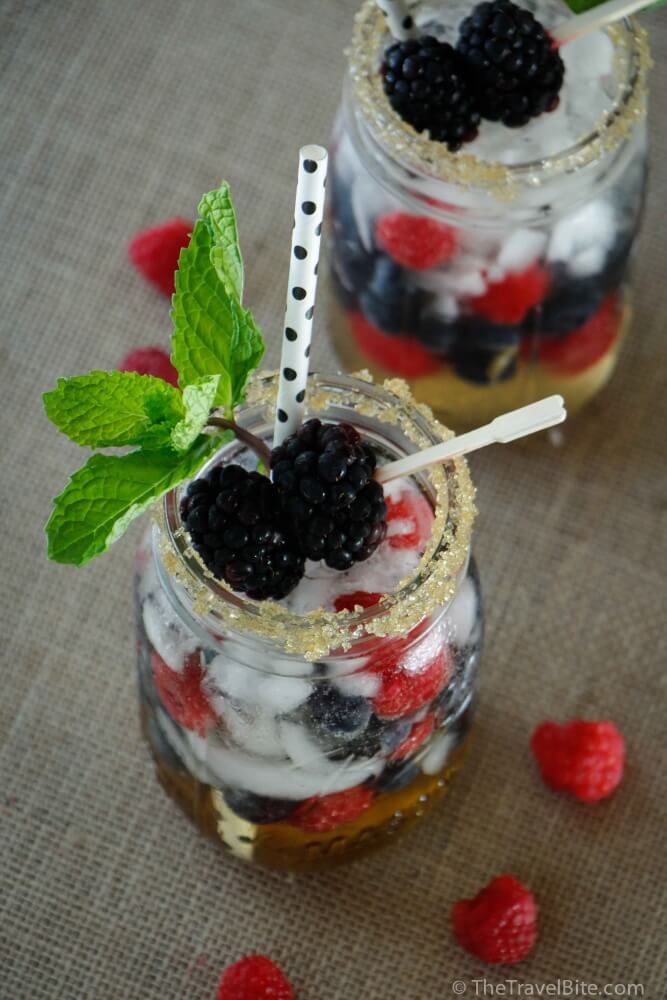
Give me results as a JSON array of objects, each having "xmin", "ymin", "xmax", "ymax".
[{"xmin": 2, "ymin": 1, "xmax": 666, "ymax": 997}]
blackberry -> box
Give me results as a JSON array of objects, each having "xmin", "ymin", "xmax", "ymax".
[
  {"xmin": 457, "ymin": 0, "xmax": 564, "ymax": 128},
  {"xmin": 382, "ymin": 36, "xmax": 481, "ymax": 152},
  {"xmin": 180, "ymin": 465, "xmax": 305, "ymax": 601},
  {"xmin": 270, "ymin": 419, "xmax": 387, "ymax": 571}
]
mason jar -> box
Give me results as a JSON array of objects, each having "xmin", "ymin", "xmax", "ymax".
[
  {"xmin": 135, "ymin": 372, "xmax": 482, "ymax": 871},
  {"xmin": 327, "ymin": 0, "xmax": 650, "ymax": 429}
]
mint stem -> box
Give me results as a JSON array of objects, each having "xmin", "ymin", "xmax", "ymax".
[{"xmin": 207, "ymin": 416, "xmax": 271, "ymax": 467}]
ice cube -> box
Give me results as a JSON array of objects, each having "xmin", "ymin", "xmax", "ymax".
[
  {"xmin": 421, "ymin": 731, "xmax": 455, "ymax": 775},
  {"xmin": 351, "ymin": 173, "xmax": 394, "ymax": 252},
  {"xmin": 496, "ymin": 229, "xmax": 547, "ymax": 273},
  {"xmin": 156, "ymin": 708, "xmax": 212, "ymax": 784},
  {"xmin": 220, "ymin": 702, "xmax": 286, "ymax": 759},
  {"xmin": 444, "ymin": 576, "xmax": 478, "ymax": 648},
  {"xmin": 279, "ymin": 721, "xmax": 334, "ymax": 772},
  {"xmin": 548, "ymin": 200, "xmax": 615, "ymax": 268},
  {"xmin": 255, "ymin": 675, "xmax": 312, "ymax": 715},
  {"xmin": 568, "ymin": 246, "xmax": 607, "ymax": 278},
  {"xmin": 204, "ymin": 652, "xmax": 311, "ymax": 715},
  {"xmin": 142, "ymin": 590, "xmax": 200, "ymax": 673},
  {"xmin": 563, "ymin": 31, "xmax": 614, "ymax": 82},
  {"xmin": 185, "ymin": 733, "xmax": 381, "ymax": 799},
  {"xmin": 204, "ymin": 653, "xmax": 257, "ymax": 704},
  {"xmin": 333, "ymin": 670, "xmax": 380, "ymax": 699}
]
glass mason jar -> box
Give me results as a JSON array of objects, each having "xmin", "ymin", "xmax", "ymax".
[
  {"xmin": 135, "ymin": 372, "xmax": 482, "ymax": 871},
  {"xmin": 327, "ymin": 0, "xmax": 651, "ymax": 429}
]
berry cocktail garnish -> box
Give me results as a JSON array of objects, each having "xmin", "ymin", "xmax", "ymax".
[
  {"xmin": 270, "ymin": 418, "xmax": 387, "ymax": 570},
  {"xmin": 382, "ymin": 36, "xmax": 481, "ymax": 151},
  {"xmin": 180, "ymin": 465, "xmax": 305, "ymax": 600},
  {"xmin": 457, "ymin": 0, "xmax": 564, "ymax": 128}
]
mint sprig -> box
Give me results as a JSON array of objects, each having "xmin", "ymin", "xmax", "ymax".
[
  {"xmin": 171, "ymin": 189, "xmax": 264, "ymax": 414},
  {"xmin": 44, "ymin": 182, "xmax": 266, "ymax": 566},
  {"xmin": 46, "ymin": 436, "xmax": 229, "ymax": 566},
  {"xmin": 44, "ymin": 371, "xmax": 185, "ymax": 450}
]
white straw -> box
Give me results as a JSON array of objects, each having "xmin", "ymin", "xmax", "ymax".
[
  {"xmin": 376, "ymin": 396, "xmax": 567, "ymax": 483},
  {"xmin": 550, "ymin": 0, "xmax": 648, "ymax": 45},
  {"xmin": 273, "ymin": 144, "xmax": 328, "ymax": 448},
  {"xmin": 375, "ymin": 0, "xmax": 418, "ymax": 41}
]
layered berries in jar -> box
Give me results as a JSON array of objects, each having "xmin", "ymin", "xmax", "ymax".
[
  {"xmin": 135, "ymin": 373, "xmax": 481, "ymax": 870},
  {"xmin": 327, "ymin": 0, "xmax": 650, "ymax": 428}
]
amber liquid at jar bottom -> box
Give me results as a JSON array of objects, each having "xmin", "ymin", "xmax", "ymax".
[
  {"xmin": 328, "ymin": 294, "xmax": 631, "ymax": 431},
  {"xmin": 141, "ymin": 702, "xmax": 472, "ymax": 871}
]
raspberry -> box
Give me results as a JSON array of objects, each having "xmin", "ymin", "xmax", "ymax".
[
  {"xmin": 128, "ymin": 217, "xmax": 192, "ymax": 296},
  {"xmin": 150, "ymin": 651, "xmax": 215, "ymax": 736},
  {"xmin": 390, "ymin": 714, "xmax": 435, "ymax": 760},
  {"xmin": 469, "ymin": 265, "xmax": 549, "ymax": 325},
  {"xmin": 290, "ymin": 784, "xmax": 375, "ymax": 833},
  {"xmin": 375, "ymin": 213, "xmax": 458, "ymax": 271},
  {"xmin": 382, "ymin": 37, "xmax": 481, "ymax": 152},
  {"xmin": 530, "ymin": 719, "xmax": 625, "ymax": 802},
  {"xmin": 372, "ymin": 638, "xmax": 450, "ymax": 719},
  {"xmin": 457, "ymin": 1, "xmax": 564, "ymax": 128},
  {"xmin": 537, "ymin": 293, "xmax": 620, "ymax": 375},
  {"xmin": 386, "ymin": 489, "xmax": 434, "ymax": 550},
  {"xmin": 452, "ymin": 874, "xmax": 538, "ymax": 964},
  {"xmin": 118, "ymin": 346, "xmax": 178, "ymax": 387},
  {"xmin": 270, "ymin": 420, "xmax": 387, "ymax": 571},
  {"xmin": 349, "ymin": 312, "xmax": 441, "ymax": 378},
  {"xmin": 217, "ymin": 955, "xmax": 293, "ymax": 1000},
  {"xmin": 180, "ymin": 465, "xmax": 305, "ymax": 601},
  {"xmin": 334, "ymin": 591, "xmax": 384, "ymax": 613}
]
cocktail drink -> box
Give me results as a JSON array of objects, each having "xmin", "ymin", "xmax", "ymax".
[
  {"xmin": 45, "ymin": 165, "xmax": 562, "ymax": 873},
  {"xmin": 135, "ymin": 372, "xmax": 481, "ymax": 870},
  {"xmin": 327, "ymin": 0, "xmax": 650, "ymax": 428}
]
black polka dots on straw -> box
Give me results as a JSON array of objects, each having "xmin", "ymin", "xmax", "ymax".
[{"xmin": 273, "ymin": 145, "xmax": 329, "ymax": 448}]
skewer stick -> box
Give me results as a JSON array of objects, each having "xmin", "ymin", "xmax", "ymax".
[
  {"xmin": 550, "ymin": 0, "xmax": 651, "ymax": 46},
  {"xmin": 376, "ymin": 396, "xmax": 566, "ymax": 484},
  {"xmin": 375, "ymin": 0, "xmax": 418, "ymax": 40}
]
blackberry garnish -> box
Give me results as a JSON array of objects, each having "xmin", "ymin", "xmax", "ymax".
[
  {"xmin": 382, "ymin": 36, "xmax": 481, "ymax": 153},
  {"xmin": 457, "ymin": 0, "xmax": 564, "ymax": 128},
  {"xmin": 180, "ymin": 464, "xmax": 305, "ymax": 601},
  {"xmin": 270, "ymin": 419, "xmax": 387, "ymax": 571}
]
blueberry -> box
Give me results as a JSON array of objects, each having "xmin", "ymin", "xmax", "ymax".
[
  {"xmin": 536, "ymin": 273, "xmax": 604, "ymax": 336},
  {"xmin": 458, "ymin": 315, "xmax": 522, "ymax": 349},
  {"xmin": 451, "ymin": 344, "xmax": 518, "ymax": 384},
  {"xmin": 223, "ymin": 787, "xmax": 296, "ymax": 824},
  {"xmin": 416, "ymin": 313, "xmax": 459, "ymax": 352},
  {"xmin": 306, "ymin": 683, "xmax": 372, "ymax": 740},
  {"xmin": 374, "ymin": 760, "xmax": 422, "ymax": 794},
  {"xmin": 359, "ymin": 257, "xmax": 423, "ymax": 335}
]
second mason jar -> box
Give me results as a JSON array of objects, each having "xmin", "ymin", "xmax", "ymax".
[
  {"xmin": 136, "ymin": 373, "xmax": 482, "ymax": 871},
  {"xmin": 327, "ymin": 0, "xmax": 650, "ymax": 429}
]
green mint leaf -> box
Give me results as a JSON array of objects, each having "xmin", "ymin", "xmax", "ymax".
[
  {"xmin": 227, "ymin": 298, "xmax": 265, "ymax": 410},
  {"xmin": 170, "ymin": 375, "xmax": 220, "ymax": 453},
  {"xmin": 171, "ymin": 219, "xmax": 236, "ymax": 413},
  {"xmin": 46, "ymin": 433, "xmax": 228, "ymax": 566},
  {"xmin": 171, "ymin": 183, "xmax": 265, "ymax": 414},
  {"xmin": 43, "ymin": 371, "xmax": 184, "ymax": 450},
  {"xmin": 199, "ymin": 182, "xmax": 244, "ymax": 301}
]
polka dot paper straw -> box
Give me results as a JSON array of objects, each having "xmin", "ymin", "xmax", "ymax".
[
  {"xmin": 273, "ymin": 144, "xmax": 328, "ymax": 448},
  {"xmin": 375, "ymin": 0, "xmax": 417, "ymax": 40}
]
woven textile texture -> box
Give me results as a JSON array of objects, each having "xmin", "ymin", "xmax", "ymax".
[{"xmin": 1, "ymin": 1, "xmax": 666, "ymax": 997}]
